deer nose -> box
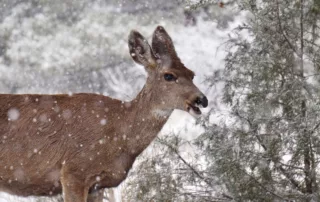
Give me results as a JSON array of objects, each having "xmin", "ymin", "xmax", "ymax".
[{"xmin": 195, "ymin": 95, "xmax": 208, "ymax": 108}]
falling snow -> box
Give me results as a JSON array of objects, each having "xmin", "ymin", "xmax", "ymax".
[
  {"xmin": 100, "ymin": 119, "xmax": 107, "ymax": 125},
  {"xmin": 7, "ymin": 108, "xmax": 20, "ymax": 121}
]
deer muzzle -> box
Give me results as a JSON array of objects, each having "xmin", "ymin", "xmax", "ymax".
[
  {"xmin": 185, "ymin": 94, "xmax": 208, "ymax": 116},
  {"xmin": 195, "ymin": 95, "xmax": 208, "ymax": 108}
]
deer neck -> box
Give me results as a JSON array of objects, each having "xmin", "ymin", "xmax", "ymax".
[{"xmin": 124, "ymin": 83, "xmax": 173, "ymax": 156}]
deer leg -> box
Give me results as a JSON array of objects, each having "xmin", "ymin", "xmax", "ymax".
[
  {"xmin": 87, "ymin": 189, "xmax": 104, "ymax": 202},
  {"xmin": 61, "ymin": 174, "xmax": 88, "ymax": 202}
]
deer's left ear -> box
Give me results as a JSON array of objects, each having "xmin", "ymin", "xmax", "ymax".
[
  {"xmin": 152, "ymin": 26, "xmax": 178, "ymax": 60},
  {"xmin": 128, "ymin": 30, "xmax": 157, "ymax": 69}
]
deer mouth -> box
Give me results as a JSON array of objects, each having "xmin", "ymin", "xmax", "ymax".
[{"xmin": 186, "ymin": 101, "xmax": 202, "ymax": 116}]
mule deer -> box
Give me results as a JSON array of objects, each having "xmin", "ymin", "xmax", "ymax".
[{"xmin": 0, "ymin": 26, "xmax": 208, "ymax": 202}]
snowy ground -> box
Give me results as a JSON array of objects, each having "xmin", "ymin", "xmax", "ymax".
[{"xmin": 0, "ymin": 1, "xmax": 247, "ymax": 201}]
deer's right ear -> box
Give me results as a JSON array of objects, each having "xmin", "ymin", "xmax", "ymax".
[{"xmin": 128, "ymin": 30, "xmax": 157, "ymax": 69}]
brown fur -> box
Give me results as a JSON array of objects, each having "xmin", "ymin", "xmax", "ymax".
[{"xmin": 0, "ymin": 26, "xmax": 207, "ymax": 202}]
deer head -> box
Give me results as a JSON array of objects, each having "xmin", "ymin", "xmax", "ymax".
[{"xmin": 128, "ymin": 26, "xmax": 208, "ymax": 117}]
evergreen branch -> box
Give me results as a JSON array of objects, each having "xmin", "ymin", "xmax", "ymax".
[
  {"xmin": 157, "ymin": 137, "xmax": 234, "ymax": 201},
  {"xmin": 238, "ymin": 167, "xmax": 288, "ymax": 200},
  {"xmin": 275, "ymin": 0, "xmax": 298, "ymax": 56}
]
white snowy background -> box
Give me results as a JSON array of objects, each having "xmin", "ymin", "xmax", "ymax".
[{"xmin": 0, "ymin": 0, "xmax": 245, "ymax": 201}]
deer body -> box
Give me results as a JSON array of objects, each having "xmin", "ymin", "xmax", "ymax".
[
  {"xmin": 0, "ymin": 26, "xmax": 208, "ymax": 202},
  {"xmin": 0, "ymin": 92, "xmax": 169, "ymax": 194}
]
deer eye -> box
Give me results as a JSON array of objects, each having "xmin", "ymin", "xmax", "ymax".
[{"xmin": 164, "ymin": 73, "xmax": 176, "ymax": 81}]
